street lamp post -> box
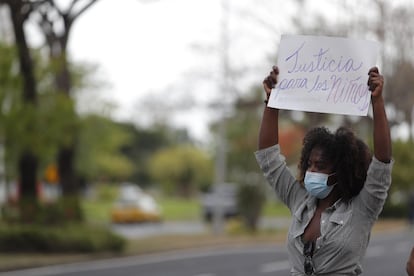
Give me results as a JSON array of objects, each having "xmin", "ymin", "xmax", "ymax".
[{"xmin": 212, "ymin": 0, "xmax": 231, "ymax": 235}]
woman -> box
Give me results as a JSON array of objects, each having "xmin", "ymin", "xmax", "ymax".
[
  {"xmin": 255, "ymin": 66, "xmax": 393, "ymax": 275},
  {"xmin": 408, "ymin": 246, "xmax": 414, "ymax": 276}
]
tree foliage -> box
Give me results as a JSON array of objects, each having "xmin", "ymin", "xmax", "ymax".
[
  {"xmin": 0, "ymin": 44, "xmax": 62, "ymax": 175},
  {"xmin": 30, "ymin": 1, "xmax": 98, "ymax": 212},
  {"xmin": 148, "ymin": 144, "xmax": 213, "ymax": 198},
  {"xmin": 0, "ymin": 43, "xmax": 20, "ymax": 138},
  {"xmin": 237, "ymin": 183, "xmax": 266, "ymax": 233},
  {"xmin": 390, "ymin": 140, "xmax": 414, "ymax": 192},
  {"xmin": 224, "ymin": 91, "xmax": 262, "ymax": 184},
  {"xmin": 0, "ymin": 42, "xmax": 101, "ymax": 179},
  {"xmin": 1, "ymin": 1, "xmax": 40, "ymax": 212},
  {"xmin": 380, "ymin": 139, "xmax": 414, "ymax": 217},
  {"xmin": 118, "ymin": 123, "xmax": 179, "ymax": 187},
  {"xmin": 76, "ymin": 115, "xmax": 134, "ymax": 182},
  {"xmin": 0, "ymin": 0, "xmax": 98, "ymax": 222}
]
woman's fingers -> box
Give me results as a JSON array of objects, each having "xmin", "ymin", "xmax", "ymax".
[
  {"xmin": 263, "ymin": 66, "xmax": 280, "ymax": 93},
  {"xmin": 368, "ymin": 67, "xmax": 383, "ymax": 92}
]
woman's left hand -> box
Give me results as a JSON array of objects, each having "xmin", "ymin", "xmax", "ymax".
[{"xmin": 368, "ymin": 67, "xmax": 384, "ymax": 99}]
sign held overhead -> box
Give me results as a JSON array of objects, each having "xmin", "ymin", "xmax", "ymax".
[{"xmin": 267, "ymin": 35, "xmax": 380, "ymax": 116}]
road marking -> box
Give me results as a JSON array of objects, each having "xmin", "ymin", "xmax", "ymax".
[
  {"xmin": 259, "ymin": 260, "xmax": 290, "ymax": 273},
  {"xmin": 193, "ymin": 274, "xmax": 216, "ymax": 276}
]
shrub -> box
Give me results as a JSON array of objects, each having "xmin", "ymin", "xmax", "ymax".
[
  {"xmin": 1, "ymin": 197, "xmax": 83, "ymax": 224},
  {"xmin": 237, "ymin": 183, "xmax": 266, "ymax": 232},
  {"xmin": 380, "ymin": 201, "xmax": 408, "ymax": 218},
  {"xmin": 0, "ymin": 223, "xmax": 126, "ymax": 253}
]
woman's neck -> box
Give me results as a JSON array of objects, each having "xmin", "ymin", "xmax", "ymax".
[{"xmin": 317, "ymin": 189, "xmax": 340, "ymax": 209}]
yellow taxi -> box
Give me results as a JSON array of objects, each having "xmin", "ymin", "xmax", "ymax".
[{"xmin": 111, "ymin": 183, "xmax": 162, "ymax": 223}]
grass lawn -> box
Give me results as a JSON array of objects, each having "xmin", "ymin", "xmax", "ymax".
[
  {"xmin": 262, "ymin": 201, "xmax": 290, "ymax": 217},
  {"xmin": 81, "ymin": 185, "xmax": 290, "ymax": 224},
  {"xmin": 157, "ymin": 196, "xmax": 202, "ymax": 221}
]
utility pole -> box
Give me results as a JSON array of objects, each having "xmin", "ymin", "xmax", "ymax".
[{"xmin": 212, "ymin": 0, "xmax": 230, "ymax": 235}]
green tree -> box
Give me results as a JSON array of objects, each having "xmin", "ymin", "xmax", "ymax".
[
  {"xmin": 0, "ymin": 1, "xmax": 40, "ymax": 222},
  {"xmin": 381, "ymin": 139, "xmax": 414, "ymax": 218},
  {"xmin": 76, "ymin": 115, "xmax": 134, "ymax": 182},
  {"xmin": 32, "ymin": 0, "xmax": 98, "ymax": 221},
  {"xmin": 118, "ymin": 123, "xmax": 180, "ymax": 187},
  {"xmin": 0, "ymin": 0, "xmax": 97, "ymax": 222},
  {"xmin": 237, "ymin": 183, "xmax": 266, "ymax": 233},
  {"xmin": 390, "ymin": 140, "xmax": 414, "ymax": 192},
  {"xmin": 0, "ymin": 43, "xmax": 20, "ymax": 184},
  {"xmin": 224, "ymin": 93, "xmax": 262, "ymax": 184},
  {"xmin": 209, "ymin": 88, "xmax": 267, "ymax": 231},
  {"xmin": 0, "ymin": 43, "xmax": 19, "ymax": 128},
  {"xmin": 212, "ymin": 86, "xmax": 304, "ymax": 230},
  {"xmin": 148, "ymin": 145, "xmax": 213, "ymax": 198},
  {"xmin": 0, "ymin": 42, "xmax": 93, "ymax": 222}
]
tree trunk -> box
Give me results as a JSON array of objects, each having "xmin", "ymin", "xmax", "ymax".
[
  {"xmin": 57, "ymin": 146, "xmax": 82, "ymax": 220},
  {"xmin": 18, "ymin": 151, "xmax": 39, "ymax": 222},
  {"xmin": 57, "ymin": 147, "xmax": 76, "ymax": 195},
  {"xmin": 6, "ymin": 0, "xmax": 39, "ymax": 222},
  {"xmin": 47, "ymin": 19, "xmax": 81, "ymax": 221},
  {"xmin": 54, "ymin": 53, "xmax": 80, "ymax": 208}
]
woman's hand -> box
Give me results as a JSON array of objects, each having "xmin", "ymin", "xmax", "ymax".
[
  {"xmin": 263, "ymin": 66, "xmax": 279, "ymax": 98},
  {"xmin": 369, "ymin": 66, "xmax": 391, "ymax": 163},
  {"xmin": 368, "ymin": 67, "xmax": 384, "ymax": 99},
  {"xmin": 258, "ymin": 66, "xmax": 280, "ymax": 149},
  {"xmin": 407, "ymin": 247, "xmax": 414, "ymax": 276}
]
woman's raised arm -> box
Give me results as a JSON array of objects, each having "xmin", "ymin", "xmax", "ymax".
[
  {"xmin": 368, "ymin": 67, "xmax": 392, "ymax": 163},
  {"xmin": 258, "ymin": 66, "xmax": 280, "ymax": 149}
]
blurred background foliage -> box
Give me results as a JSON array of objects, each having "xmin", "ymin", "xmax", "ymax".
[
  {"xmin": 0, "ymin": 0, "xmax": 413, "ymax": 253},
  {"xmin": 148, "ymin": 144, "xmax": 214, "ymax": 197}
]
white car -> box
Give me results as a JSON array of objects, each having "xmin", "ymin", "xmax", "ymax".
[{"xmin": 201, "ymin": 183, "xmax": 239, "ymax": 222}]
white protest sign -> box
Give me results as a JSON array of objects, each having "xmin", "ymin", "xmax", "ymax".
[{"xmin": 267, "ymin": 35, "xmax": 380, "ymax": 116}]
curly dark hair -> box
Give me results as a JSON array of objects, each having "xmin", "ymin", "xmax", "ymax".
[{"xmin": 297, "ymin": 126, "xmax": 372, "ymax": 201}]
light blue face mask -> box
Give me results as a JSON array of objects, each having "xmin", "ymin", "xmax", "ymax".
[{"xmin": 304, "ymin": 171, "xmax": 336, "ymax": 199}]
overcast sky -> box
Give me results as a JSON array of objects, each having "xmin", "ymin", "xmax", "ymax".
[
  {"xmin": 67, "ymin": 0, "xmax": 299, "ymax": 142},
  {"xmin": 34, "ymin": 0, "xmax": 412, "ymax": 141}
]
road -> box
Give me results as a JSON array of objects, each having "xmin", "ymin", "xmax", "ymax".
[
  {"xmin": 110, "ymin": 217, "xmax": 292, "ymax": 239},
  {"xmin": 1, "ymin": 229, "xmax": 412, "ymax": 276}
]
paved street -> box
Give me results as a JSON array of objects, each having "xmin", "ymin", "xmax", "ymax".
[
  {"xmin": 1, "ymin": 229, "xmax": 412, "ymax": 276},
  {"xmin": 110, "ymin": 217, "xmax": 292, "ymax": 239}
]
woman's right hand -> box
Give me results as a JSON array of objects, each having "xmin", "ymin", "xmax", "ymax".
[
  {"xmin": 263, "ymin": 65, "xmax": 279, "ymax": 97},
  {"xmin": 258, "ymin": 66, "xmax": 280, "ymax": 149}
]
